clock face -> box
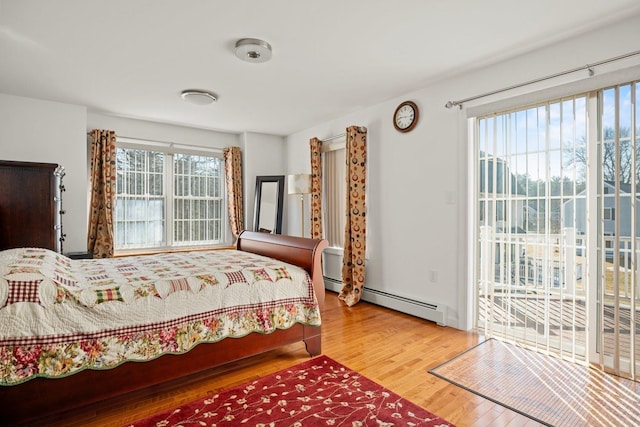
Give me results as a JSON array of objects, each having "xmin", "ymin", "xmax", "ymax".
[
  {"xmin": 396, "ymin": 105, "xmax": 414, "ymax": 129},
  {"xmin": 393, "ymin": 101, "xmax": 418, "ymax": 132}
]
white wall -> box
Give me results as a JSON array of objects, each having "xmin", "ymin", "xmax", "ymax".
[
  {"xmin": 285, "ymin": 138, "xmax": 318, "ymax": 238},
  {"xmin": 285, "ymin": 12, "xmax": 640, "ymax": 330},
  {"xmin": 0, "ymin": 93, "xmax": 87, "ymax": 252},
  {"xmin": 241, "ymin": 132, "xmax": 285, "ymax": 232},
  {"xmin": 87, "ymin": 113, "xmax": 239, "ymax": 149}
]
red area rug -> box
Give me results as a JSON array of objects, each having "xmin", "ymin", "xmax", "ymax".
[{"xmin": 126, "ymin": 355, "xmax": 454, "ymax": 426}]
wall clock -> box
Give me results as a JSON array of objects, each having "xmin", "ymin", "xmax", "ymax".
[{"xmin": 393, "ymin": 101, "xmax": 419, "ymax": 133}]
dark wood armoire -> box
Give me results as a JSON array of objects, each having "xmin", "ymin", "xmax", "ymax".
[{"xmin": 0, "ymin": 160, "xmax": 65, "ymax": 252}]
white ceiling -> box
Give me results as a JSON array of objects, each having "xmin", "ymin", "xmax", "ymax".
[{"xmin": 1, "ymin": 0, "xmax": 639, "ymax": 136}]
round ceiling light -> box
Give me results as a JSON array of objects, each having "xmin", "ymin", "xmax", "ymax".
[
  {"xmin": 235, "ymin": 38, "xmax": 272, "ymax": 63},
  {"xmin": 180, "ymin": 89, "xmax": 217, "ymax": 105}
]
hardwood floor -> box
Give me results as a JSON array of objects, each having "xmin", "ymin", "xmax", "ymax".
[{"xmin": 36, "ymin": 291, "xmax": 542, "ymax": 427}]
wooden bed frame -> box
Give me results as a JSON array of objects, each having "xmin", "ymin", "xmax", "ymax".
[{"xmin": 1, "ymin": 230, "xmax": 328, "ymax": 424}]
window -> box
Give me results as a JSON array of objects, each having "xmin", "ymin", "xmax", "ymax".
[
  {"xmin": 115, "ymin": 142, "xmax": 226, "ymax": 251},
  {"xmin": 604, "ymin": 207, "xmax": 615, "ymax": 220},
  {"xmin": 322, "ymin": 141, "xmax": 346, "ymax": 249}
]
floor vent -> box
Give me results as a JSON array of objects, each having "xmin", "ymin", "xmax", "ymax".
[{"xmin": 323, "ymin": 277, "xmax": 447, "ymax": 326}]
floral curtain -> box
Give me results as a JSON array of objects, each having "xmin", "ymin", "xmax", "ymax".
[
  {"xmin": 87, "ymin": 129, "xmax": 117, "ymax": 258},
  {"xmin": 309, "ymin": 137, "xmax": 323, "ymax": 240},
  {"xmin": 338, "ymin": 126, "xmax": 367, "ymax": 306},
  {"xmin": 224, "ymin": 146, "xmax": 244, "ymax": 239}
]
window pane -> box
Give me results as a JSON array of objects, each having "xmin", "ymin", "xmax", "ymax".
[
  {"xmin": 173, "ymin": 154, "xmax": 224, "ymax": 246},
  {"xmin": 114, "ymin": 147, "xmax": 167, "ymax": 249}
]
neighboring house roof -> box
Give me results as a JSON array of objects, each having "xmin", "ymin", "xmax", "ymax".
[
  {"xmin": 603, "ymin": 180, "xmax": 640, "ymax": 195},
  {"xmin": 572, "ymin": 180, "xmax": 640, "ymax": 198}
]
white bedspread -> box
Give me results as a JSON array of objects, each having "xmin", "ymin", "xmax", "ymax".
[{"xmin": 0, "ymin": 248, "xmax": 320, "ymax": 385}]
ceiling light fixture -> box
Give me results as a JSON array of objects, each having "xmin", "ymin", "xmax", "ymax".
[
  {"xmin": 180, "ymin": 89, "xmax": 217, "ymax": 105},
  {"xmin": 235, "ymin": 38, "xmax": 272, "ymax": 63}
]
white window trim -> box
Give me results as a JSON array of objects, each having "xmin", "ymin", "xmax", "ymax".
[
  {"xmin": 114, "ymin": 137, "xmax": 228, "ymax": 254},
  {"xmin": 117, "ymin": 137, "xmax": 223, "ymax": 157}
]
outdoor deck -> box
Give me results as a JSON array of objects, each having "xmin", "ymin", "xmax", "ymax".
[{"xmin": 478, "ymin": 295, "xmax": 639, "ymax": 370}]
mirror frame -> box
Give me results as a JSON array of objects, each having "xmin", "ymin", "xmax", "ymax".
[{"xmin": 253, "ymin": 175, "xmax": 285, "ymax": 234}]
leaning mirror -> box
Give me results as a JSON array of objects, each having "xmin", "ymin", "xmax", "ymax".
[{"xmin": 253, "ymin": 175, "xmax": 285, "ymax": 234}]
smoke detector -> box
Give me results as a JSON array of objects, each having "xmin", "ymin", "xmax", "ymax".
[{"xmin": 235, "ymin": 38, "xmax": 272, "ymax": 63}]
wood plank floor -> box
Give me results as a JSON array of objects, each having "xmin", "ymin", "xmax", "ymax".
[{"xmin": 36, "ymin": 291, "xmax": 543, "ymax": 427}]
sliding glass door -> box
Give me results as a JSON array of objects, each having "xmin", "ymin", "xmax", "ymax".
[
  {"xmin": 595, "ymin": 82, "xmax": 639, "ymax": 378},
  {"xmin": 476, "ymin": 95, "xmax": 589, "ymax": 363},
  {"xmin": 475, "ymin": 81, "xmax": 639, "ymax": 380}
]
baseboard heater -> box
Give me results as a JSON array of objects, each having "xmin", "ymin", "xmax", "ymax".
[{"xmin": 323, "ymin": 277, "xmax": 447, "ymax": 326}]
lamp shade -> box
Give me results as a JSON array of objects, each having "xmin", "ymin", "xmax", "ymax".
[{"xmin": 288, "ymin": 174, "xmax": 312, "ymax": 195}]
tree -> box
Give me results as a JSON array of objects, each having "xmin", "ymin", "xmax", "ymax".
[{"xmin": 566, "ymin": 126, "xmax": 636, "ymax": 185}]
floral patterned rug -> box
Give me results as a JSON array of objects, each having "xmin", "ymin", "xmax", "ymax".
[{"xmin": 126, "ymin": 355, "xmax": 454, "ymax": 426}]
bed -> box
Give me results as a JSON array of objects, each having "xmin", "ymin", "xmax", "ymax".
[{"xmin": 0, "ymin": 230, "xmax": 328, "ymax": 423}]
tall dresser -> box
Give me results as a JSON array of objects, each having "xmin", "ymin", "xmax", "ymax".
[{"xmin": 0, "ymin": 160, "xmax": 65, "ymax": 252}]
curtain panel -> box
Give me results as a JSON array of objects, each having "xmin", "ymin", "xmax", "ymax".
[
  {"xmin": 310, "ymin": 128, "xmax": 367, "ymax": 307},
  {"xmin": 87, "ymin": 129, "xmax": 116, "ymax": 258},
  {"xmin": 338, "ymin": 126, "xmax": 367, "ymax": 306},
  {"xmin": 223, "ymin": 146, "xmax": 244, "ymax": 239},
  {"xmin": 309, "ymin": 137, "xmax": 323, "ymax": 240}
]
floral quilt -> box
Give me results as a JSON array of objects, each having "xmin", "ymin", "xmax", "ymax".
[{"xmin": 0, "ymin": 247, "xmax": 320, "ymax": 385}]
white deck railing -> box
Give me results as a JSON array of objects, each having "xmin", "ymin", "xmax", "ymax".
[{"xmin": 480, "ymin": 227, "xmax": 639, "ymax": 304}]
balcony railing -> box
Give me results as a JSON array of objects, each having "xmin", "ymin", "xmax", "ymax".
[{"xmin": 479, "ymin": 226, "xmax": 639, "ymax": 305}]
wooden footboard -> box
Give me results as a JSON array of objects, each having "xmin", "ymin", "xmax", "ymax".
[
  {"xmin": 237, "ymin": 231, "xmax": 328, "ymax": 308},
  {"xmin": 1, "ymin": 232, "xmax": 328, "ymax": 424}
]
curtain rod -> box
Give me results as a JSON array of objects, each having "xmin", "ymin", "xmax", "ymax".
[{"xmin": 444, "ymin": 49, "xmax": 640, "ymax": 110}]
